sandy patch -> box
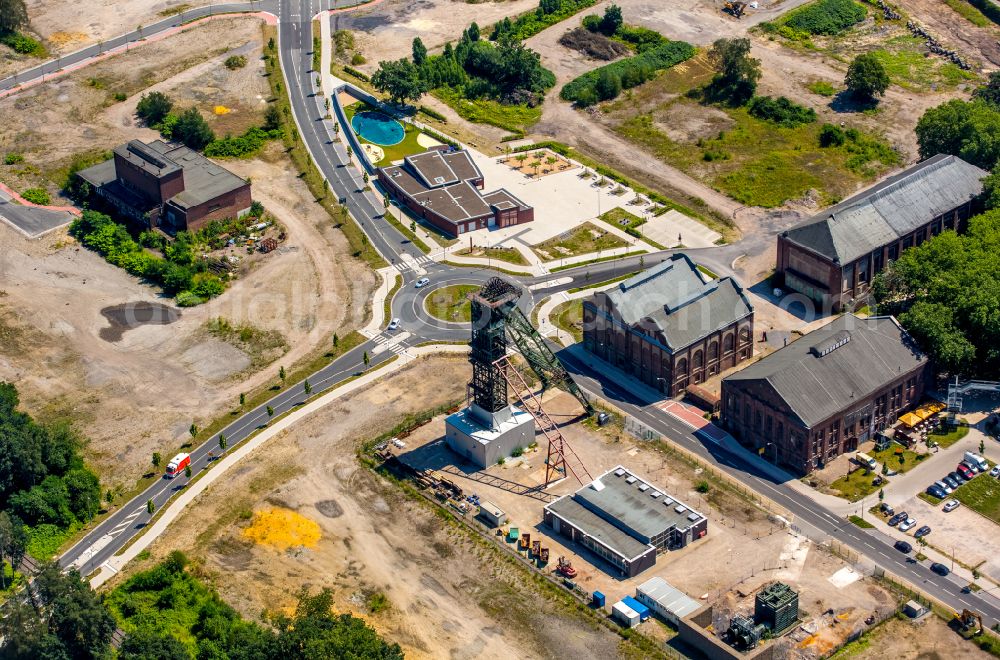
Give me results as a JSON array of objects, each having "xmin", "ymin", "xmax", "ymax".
[
  {"xmin": 415, "ymin": 132, "xmax": 442, "ymax": 149},
  {"xmin": 243, "ymin": 507, "xmax": 322, "ymax": 551}
]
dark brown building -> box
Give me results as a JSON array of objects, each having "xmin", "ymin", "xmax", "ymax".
[
  {"xmin": 78, "ymin": 140, "xmax": 252, "ymax": 233},
  {"xmin": 378, "ymin": 147, "xmax": 533, "ymax": 237},
  {"xmin": 583, "ymin": 254, "xmax": 754, "ymax": 396},
  {"xmin": 720, "ymin": 315, "xmax": 930, "ymax": 475},
  {"xmin": 776, "ymin": 154, "xmax": 986, "ymax": 313}
]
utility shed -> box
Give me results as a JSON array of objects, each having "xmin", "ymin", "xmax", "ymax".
[
  {"xmin": 635, "ymin": 576, "xmax": 701, "ymax": 625},
  {"xmin": 477, "ymin": 501, "xmax": 506, "ymax": 527},
  {"xmin": 612, "ymin": 601, "xmax": 641, "ymax": 628}
]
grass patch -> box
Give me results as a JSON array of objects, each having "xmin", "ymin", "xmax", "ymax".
[
  {"xmin": 383, "ymin": 275, "xmax": 402, "ymax": 327},
  {"xmin": 342, "ymin": 101, "xmax": 429, "ymax": 166},
  {"xmin": 532, "ymin": 221, "xmax": 629, "ymax": 261},
  {"xmin": 551, "ymin": 300, "xmax": 583, "ymax": 342},
  {"xmin": 263, "ymin": 27, "xmax": 386, "ymax": 269},
  {"xmin": 779, "ymin": 0, "xmax": 867, "ymax": 35},
  {"xmin": 849, "ymin": 514, "xmax": 874, "ymax": 529},
  {"xmin": 807, "ymin": 80, "xmax": 838, "ymax": 96},
  {"xmin": 551, "ymin": 251, "xmax": 646, "ymax": 273},
  {"xmin": 618, "ymin": 102, "xmax": 899, "ymax": 208},
  {"xmin": 918, "ymin": 491, "xmax": 943, "ymax": 505},
  {"xmin": 205, "ymin": 317, "xmax": 288, "ymax": 371},
  {"xmin": 869, "ymin": 36, "xmax": 977, "ymax": 91},
  {"xmin": 872, "ymin": 444, "xmax": 925, "ymax": 474},
  {"xmin": 431, "ymin": 87, "xmax": 540, "ymax": 135},
  {"xmin": 158, "ymin": 3, "xmax": 193, "ymax": 16},
  {"xmin": 454, "ymin": 245, "xmax": 529, "ymax": 266},
  {"xmin": 26, "ymin": 522, "xmax": 81, "ymax": 560},
  {"xmin": 696, "ymin": 264, "xmax": 718, "ymax": 279},
  {"xmin": 424, "ymin": 284, "xmax": 478, "ymax": 323},
  {"xmin": 568, "ymin": 271, "xmax": 639, "ymax": 293},
  {"xmin": 383, "ymin": 211, "xmax": 431, "ymax": 254},
  {"xmin": 598, "ymin": 207, "xmax": 645, "ymax": 231},
  {"xmin": 928, "ymin": 421, "xmax": 969, "ymax": 448},
  {"xmin": 942, "ymin": 0, "xmax": 993, "ymax": 26},
  {"xmin": 830, "ymin": 468, "xmax": 883, "ymax": 501},
  {"xmin": 952, "ymin": 474, "xmax": 1000, "ymax": 524}
]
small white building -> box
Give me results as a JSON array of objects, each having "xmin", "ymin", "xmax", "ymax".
[
  {"xmin": 477, "ymin": 501, "xmax": 506, "ymax": 527},
  {"xmin": 635, "ymin": 576, "xmax": 701, "ymax": 625},
  {"xmin": 612, "ymin": 601, "xmax": 641, "ymax": 628}
]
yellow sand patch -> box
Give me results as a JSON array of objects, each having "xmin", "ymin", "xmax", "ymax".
[
  {"xmin": 242, "ymin": 507, "xmax": 321, "ymax": 551},
  {"xmin": 416, "ymin": 132, "xmax": 443, "ymax": 149},
  {"xmin": 49, "ymin": 32, "xmax": 88, "ymax": 47},
  {"xmin": 214, "ymin": 105, "xmax": 232, "ymax": 115}
]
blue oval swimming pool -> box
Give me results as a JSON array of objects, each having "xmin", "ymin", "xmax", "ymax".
[{"xmin": 351, "ymin": 111, "xmax": 405, "ymax": 147}]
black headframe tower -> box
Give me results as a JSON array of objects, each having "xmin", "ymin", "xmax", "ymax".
[{"xmin": 468, "ymin": 278, "xmax": 521, "ymax": 413}]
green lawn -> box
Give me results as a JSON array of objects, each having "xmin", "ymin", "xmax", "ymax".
[
  {"xmin": 952, "ymin": 474, "xmax": 1000, "ymax": 524},
  {"xmin": 849, "ymin": 515, "xmax": 874, "ymax": 529},
  {"xmin": 597, "ymin": 207, "xmax": 645, "ymax": 232},
  {"xmin": 424, "ymin": 284, "xmax": 479, "ymax": 323},
  {"xmin": 342, "ymin": 102, "xmax": 430, "ymax": 165},
  {"xmin": 431, "ymin": 87, "xmax": 541, "ymax": 135},
  {"xmin": 830, "ymin": 468, "xmax": 884, "ymax": 502},
  {"xmin": 551, "ymin": 300, "xmax": 583, "ymax": 343},
  {"xmin": 454, "ymin": 245, "xmax": 529, "ymax": 266},
  {"xmin": 928, "ymin": 422, "xmax": 969, "ymax": 448},
  {"xmin": 869, "ymin": 36, "xmax": 977, "ymax": 91},
  {"xmin": 617, "ymin": 103, "xmax": 898, "ymax": 208},
  {"xmin": 871, "ymin": 445, "xmax": 927, "ymax": 474},
  {"xmin": 532, "ymin": 222, "xmax": 629, "ymax": 261}
]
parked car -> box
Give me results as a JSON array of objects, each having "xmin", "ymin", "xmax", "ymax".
[
  {"xmin": 415, "ymin": 277, "xmax": 430, "ymax": 288},
  {"xmin": 894, "ymin": 540, "xmax": 913, "ymax": 554},
  {"xmin": 388, "ymin": 318, "xmax": 400, "ymax": 331},
  {"xmin": 926, "ymin": 485, "xmax": 947, "ymax": 499},
  {"xmin": 934, "ymin": 480, "xmax": 953, "ymax": 494},
  {"xmin": 943, "ymin": 500, "xmax": 960, "ymax": 512},
  {"xmin": 899, "ymin": 517, "xmax": 917, "ymax": 532},
  {"xmin": 942, "ymin": 475, "xmax": 959, "ymax": 490},
  {"xmin": 990, "ymin": 465, "xmax": 1000, "ymax": 478},
  {"xmin": 930, "ymin": 562, "xmax": 950, "ymax": 576},
  {"xmin": 888, "ymin": 512, "xmax": 907, "ymax": 527},
  {"xmin": 957, "ymin": 463, "xmax": 976, "ymax": 480},
  {"xmin": 915, "ymin": 525, "xmax": 931, "ymax": 538},
  {"xmin": 879, "ymin": 502, "xmax": 895, "ymax": 517},
  {"xmin": 949, "ymin": 470, "xmax": 967, "ymax": 484},
  {"xmin": 962, "ymin": 459, "xmax": 981, "ymax": 473}
]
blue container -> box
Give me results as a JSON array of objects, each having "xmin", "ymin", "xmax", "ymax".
[
  {"xmin": 592, "ymin": 591, "xmax": 606, "ymax": 608},
  {"xmin": 622, "ymin": 596, "xmax": 650, "ymax": 621}
]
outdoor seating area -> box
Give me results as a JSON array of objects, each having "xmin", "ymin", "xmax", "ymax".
[
  {"xmin": 500, "ymin": 149, "xmax": 574, "ymax": 178},
  {"xmin": 894, "ymin": 402, "xmax": 947, "ymax": 448}
]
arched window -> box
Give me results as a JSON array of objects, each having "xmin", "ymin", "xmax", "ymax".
[
  {"xmin": 739, "ymin": 327, "xmax": 751, "ymax": 345},
  {"xmin": 676, "ymin": 357, "xmax": 688, "ymax": 375},
  {"xmin": 693, "ymin": 350, "xmax": 704, "ymax": 368},
  {"xmin": 708, "ymin": 341, "xmax": 719, "ymax": 361},
  {"xmin": 723, "ymin": 333, "xmax": 734, "ymax": 354}
]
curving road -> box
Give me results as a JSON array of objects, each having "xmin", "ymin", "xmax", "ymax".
[{"xmin": 10, "ymin": 0, "xmax": 994, "ymax": 627}]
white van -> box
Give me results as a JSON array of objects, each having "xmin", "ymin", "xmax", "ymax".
[
  {"xmin": 856, "ymin": 452, "xmax": 878, "ymax": 470},
  {"xmin": 964, "ymin": 451, "xmax": 989, "ymax": 472}
]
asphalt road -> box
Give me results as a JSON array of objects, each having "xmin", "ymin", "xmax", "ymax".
[{"xmin": 23, "ymin": 0, "xmax": 997, "ymax": 627}]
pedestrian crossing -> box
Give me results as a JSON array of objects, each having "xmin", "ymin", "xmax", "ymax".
[
  {"xmin": 372, "ymin": 332, "xmax": 408, "ymax": 356},
  {"xmin": 393, "ymin": 255, "xmax": 432, "ymax": 273}
]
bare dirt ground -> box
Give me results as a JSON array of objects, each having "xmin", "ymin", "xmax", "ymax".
[
  {"xmin": 904, "ymin": 0, "xmax": 1000, "ymax": 68},
  {"xmin": 840, "ymin": 614, "xmax": 992, "ymax": 659},
  {"xmin": 111, "ymin": 355, "xmax": 625, "ymax": 660},
  {"xmin": 0, "ymin": 18, "xmax": 376, "ymax": 490}
]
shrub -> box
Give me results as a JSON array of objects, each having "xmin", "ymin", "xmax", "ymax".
[
  {"xmin": 204, "ymin": 126, "xmax": 280, "ymax": 158},
  {"xmin": 561, "ymin": 39, "xmax": 695, "ymax": 105},
  {"xmin": 819, "ymin": 123, "xmax": 846, "ymax": 146},
  {"xmin": 0, "ymin": 32, "xmax": 46, "ymax": 57},
  {"xmin": 224, "ymin": 54, "xmax": 247, "ymax": 69},
  {"xmin": 136, "ymin": 91, "xmax": 173, "ymax": 126},
  {"xmin": 747, "ymin": 95, "xmax": 817, "ymax": 126},
  {"xmin": 418, "ymin": 105, "xmax": 447, "ymax": 121},
  {"xmin": 174, "ymin": 291, "xmax": 203, "ymax": 307},
  {"xmin": 807, "ymin": 80, "xmax": 837, "ymax": 96},
  {"xmin": 4, "ymin": 152, "xmax": 24, "ymax": 165},
  {"xmin": 581, "ymin": 14, "xmax": 601, "ymax": 31},
  {"xmin": 490, "ymin": 0, "xmax": 598, "ymax": 41},
  {"xmin": 783, "ymin": 0, "xmax": 866, "ymax": 35},
  {"xmin": 351, "ymin": 52, "xmax": 366, "ymax": 65},
  {"xmin": 614, "ymin": 24, "xmax": 666, "ymax": 52},
  {"xmin": 21, "ymin": 188, "xmax": 50, "ymax": 205},
  {"xmin": 113, "ymin": 92, "xmax": 127, "ymax": 102},
  {"xmin": 343, "ymin": 66, "xmax": 370, "ymax": 82}
]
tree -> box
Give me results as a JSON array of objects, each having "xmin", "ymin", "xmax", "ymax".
[
  {"xmin": 468, "ymin": 21, "xmax": 480, "ymax": 41},
  {"xmin": 594, "ymin": 68, "xmax": 621, "ymax": 101},
  {"xmin": 371, "ymin": 58, "xmax": 427, "ymax": 105},
  {"xmin": 240, "ymin": 392, "xmax": 246, "ymax": 407},
  {"xmin": 189, "ymin": 423, "xmax": 198, "ymax": 439},
  {"xmin": 304, "ymin": 379, "xmax": 312, "ymax": 396},
  {"xmin": 279, "ymin": 365, "xmax": 286, "ymax": 383},
  {"xmin": 172, "ymin": 107, "xmax": 215, "ymax": 150},
  {"xmin": 264, "ymin": 104, "xmax": 281, "ymax": 131},
  {"xmin": 973, "ymin": 70, "xmax": 1000, "ymax": 107},
  {"xmin": 0, "ymin": 0, "xmax": 29, "ymax": 33},
  {"xmin": 599, "ymin": 4, "xmax": 623, "ymax": 35},
  {"xmin": 881, "ymin": 462, "xmax": 888, "ymax": 476},
  {"xmin": 119, "ymin": 630, "xmax": 189, "ymax": 660},
  {"xmin": 135, "ymin": 91, "xmax": 173, "ymax": 126},
  {"xmin": 878, "ymin": 488, "xmax": 884, "ymax": 502},
  {"xmin": 184, "ymin": 464, "xmax": 192, "ymax": 479},
  {"xmin": 266, "ymin": 405, "xmax": 274, "ymax": 418},
  {"xmin": 332, "ymin": 332, "xmax": 339, "ymax": 348},
  {"xmin": 915, "ymin": 99, "xmax": 1000, "ymax": 169},
  {"xmin": 980, "ymin": 438, "xmax": 986, "ymax": 454},
  {"xmin": 218, "ymin": 435, "xmax": 227, "ymax": 452},
  {"xmin": 32, "ymin": 563, "xmax": 116, "ymax": 659},
  {"xmin": 0, "ymin": 511, "xmax": 26, "ymax": 589},
  {"xmin": 363, "ymin": 351, "xmax": 370, "ymax": 368},
  {"xmin": 897, "ymin": 454, "xmax": 905, "ymax": 470},
  {"xmin": 706, "ymin": 37, "xmax": 761, "ymax": 106},
  {"xmin": 412, "ymin": 37, "xmax": 427, "ymax": 65},
  {"xmin": 152, "ymin": 452, "xmax": 162, "ymax": 469},
  {"xmin": 147, "ymin": 499, "xmax": 155, "ymax": 515},
  {"xmin": 845, "ymin": 53, "xmax": 889, "ymax": 101}
]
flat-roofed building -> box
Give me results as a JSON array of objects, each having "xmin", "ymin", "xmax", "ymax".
[
  {"xmin": 777, "ymin": 154, "xmax": 986, "ymax": 312},
  {"xmin": 635, "ymin": 577, "xmax": 701, "ymax": 625},
  {"xmin": 583, "ymin": 254, "xmax": 754, "ymax": 396},
  {"xmin": 378, "ymin": 147, "xmax": 533, "ymax": 237},
  {"xmin": 543, "ymin": 465, "xmax": 708, "ymax": 578},
  {"xmin": 720, "ymin": 314, "xmax": 930, "ymax": 475},
  {"xmin": 77, "ymin": 139, "xmax": 252, "ymax": 233}
]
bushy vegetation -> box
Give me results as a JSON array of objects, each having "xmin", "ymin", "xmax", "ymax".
[
  {"xmin": 105, "ymin": 552, "xmax": 403, "ymax": 659},
  {"xmin": 489, "ymin": 0, "xmax": 597, "ymax": 41},
  {"xmin": 20, "ymin": 187, "xmax": 50, "ymax": 205},
  {"xmin": 204, "ymin": 126, "xmax": 282, "ymax": 158},
  {"xmin": 702, "ymin": 37, "xmax": 761, "ymax": 106},
  {"xmin": 873, "ymin": 211, "xmax": 1000, "ymax": 377},
  {"xmin": 561, "ymin": 39, "xmax": 695, "ymax": 105},
  {"xmin": 781, "ymin": 0, "xmax": 867, "ymax": 35},
  {"xmin": 0, "ymin": 383, "xmax": 101, "ymax": 564},
  {"xmin": 69, "ymin": 210, "xmax": 229, "ymax": 305},
  {"xmin": 807, "ymin": 80, "xmax": 837, "ymax": 96},
  {"xmin": 224, "ymin": 54, "xmax": 247, "ymax": 69},
  {"xmin": 3, "ymin": 152, "xmax": 24, "ymax": 165},
  {"xmin": 0, "ymin": 31, "xmax": 45, "ymax": 56},
  {"xmin": 747, "ymin": 95, "xmax": 817, "ymax": 126},
  {"xmin": 916, "ymin": 97, "xmax": 1000, "ymax": 170}
]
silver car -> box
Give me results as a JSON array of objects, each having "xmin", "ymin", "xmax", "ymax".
[
  {"xmin": 899, "ymin": 517, "xmax": 917, "ymax": 532},
  {"xmin": 415, "ymin": 277, "xmax": 430, "ymax": 288}
]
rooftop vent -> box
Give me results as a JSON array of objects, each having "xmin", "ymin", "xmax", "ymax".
[
  {"xmin": 614, "ymin": 469, "xmax": 625, "ymax": 477},
  {"xmin": 810, "ymin": 330, "xmax": 851, "ymax": 357},
  {"xmin": 663, "ymin": 498, "xmax": 674, "ymax": 506},
  {"xmin": 625, "ymin": 476, "xmax": 637, "ymax": 484},
  {"xmin": 688, "ymin": 512, "xmax": 701, "ymax": 522},
  {"xmin": 591, "ymin": 479, "xmax": 605, "ymax": 492},
  {"xmin": 675, "ymin": 505, "xmax": 687, "ymax": 514},
  {"xmin": 434, "ymin": 176, "xmax": 445, "ymax": 184},
  {"xmin": 650, "ymin": 491, "xmax": 662, "ymax": 499},
  {"xmin": 637, "ymin": 483, "xmax": 650, "ymax": 492}
]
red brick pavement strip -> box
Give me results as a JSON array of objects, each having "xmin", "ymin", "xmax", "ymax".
[
  {"xmin": 657, "ymin": 400, "xmax": 728, "ymax": 443},
  {"xmin": 0, "ymin": 12, "xmax": 278, "ymax": 101},
  {"xmin": 0, "ymin": 182, "xmax": 81, "ymax": 216}
]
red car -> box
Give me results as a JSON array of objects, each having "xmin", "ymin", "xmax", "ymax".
[{"xmin": 957, "ymin": 463, "xmax": 975, "ymax": 480}]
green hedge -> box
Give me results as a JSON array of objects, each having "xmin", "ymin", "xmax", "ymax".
[
  {"xmin": 490, "ymin": 0, "xmax": 598, "ymax": 41},
  {"xmin": 343, "ymin": 66, "xmax": 370, "ymax": 82},
  {"xmin": 966, "ymin": 0, "xmax": 1000, "ymax": 24},
  {"xmin": 204, "ymin": 127, "xmax": 281, "ymax": 158},
  {"xmin": 561, "ymin": 40, "xmax": 695, "ymax": 106},
  {"xmin": 747, "ymin": 95, "xmax": 817, "ymax": 127},
  {"xmin": 782, "ymin": 0, "xmax": 867, "ymax": 35},
  {"xmin": 417, "ymin": 105, "xmax": 447, "ymax": 122}
]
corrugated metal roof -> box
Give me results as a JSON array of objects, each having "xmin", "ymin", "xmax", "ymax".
[
  {"xmin": 723, "ymin": 315, "xmax": 928, "ymax": 428},
  {"xmin": 636, "ymin": 577, "xmax": 701, "ymax": 619},
  {"xmin": 782, "ymin": 154, "xmax": 987, "ymax": 264}
]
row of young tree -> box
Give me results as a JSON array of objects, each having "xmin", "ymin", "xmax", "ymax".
[
  {"xmin": 0, "ymin": 383, "xmax": 101, "ymax": 562},
  {"xmin": 372, "ymin": 17, "xmax": 555, "ymax": 106},
  {"xmin": 1, "ymin": 551, "xmax": 404, "ymax": 659}
]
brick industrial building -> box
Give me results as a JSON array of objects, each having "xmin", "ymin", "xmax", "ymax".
[
  {"xmin": 720, "ymin": 315, "xmax": 929, "ymax": 475},
  {"xmin": 582, "ymin": 254, "xmax": 754, "ymax": 396},
  {"xmin": 544, "ymin": 466, "xmax": 708, "ymax": 578},
  {"xmin": 378, "ymin": 147, "xmax": 533, "ymax": 237},
  {"xmin": 776, "ymin": 154, "xmax": 986, "ymax": 312},
  {"xmin": 78, "ymin": 139, "xmax": 252, "ymax": 233}
]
